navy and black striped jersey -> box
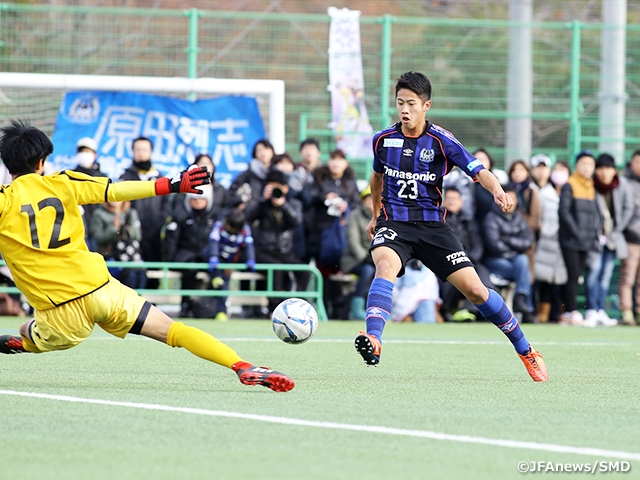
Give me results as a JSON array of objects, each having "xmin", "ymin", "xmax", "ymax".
[{"xmin": 372, "ymin": 121, "xmax": 484, "ymax": 222}]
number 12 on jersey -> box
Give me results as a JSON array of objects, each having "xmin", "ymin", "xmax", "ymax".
[{"xmin": 20, "ymin": 197, "xmax": 71, "ymax": 249}]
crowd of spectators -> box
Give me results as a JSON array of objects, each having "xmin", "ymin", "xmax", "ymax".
[{"xmin": 2, "ymin": 134, "xmax": 640, "ymax": 327}]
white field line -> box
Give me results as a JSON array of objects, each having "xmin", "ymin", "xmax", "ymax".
[
  {"xmin": 84, "ymin": 337, "xmax": 639, "ymax": 347},
  {"xmin": 1, "ymin": 389, "xmax": 639, "ymax": 461}
]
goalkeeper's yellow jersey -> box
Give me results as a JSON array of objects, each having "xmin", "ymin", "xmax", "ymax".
[{"xmin": 0, "ymin": 170, "xmax": 155, "ymax": 310}]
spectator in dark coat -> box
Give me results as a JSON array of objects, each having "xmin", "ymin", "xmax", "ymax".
[
  {"xmin": 164, "ymin": 185, "xmax": 217, "ymax": 318},
  {"xmin": 558, "ymin": 151, "xmax": 603, "ymax": 325},
  {"xmin": 118, "ymin": 136, "xmax": 169, "ymax": 266},
  {"xmin": 244, "ymin": 169, "xmax": 309, "ymax": 314},
  {"xmin": 271, "ymin": 153, "xmax": 312, "ymax": 261},
  {"xmin": 619, "ymin": 149, "xmax": 640, "ymax": 325},
  {"xmin": 439, "ymin": 187, "xmax": 494, "ymax": 322},
  {"xmin": 483, "ymin": 185, "xmax": 535, "ymax": 322},
  {"xmin": 228, "ymin": 139, "xmax": 274, "ymax": 208},
  {"xmin": 584, "ymin": 153, "xmax": 633, "ymax": 326}
]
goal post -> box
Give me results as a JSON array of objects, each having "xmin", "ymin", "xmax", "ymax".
[{"xmin": 0, "ymin": 73, "xmax": 286, "ymax": 153}]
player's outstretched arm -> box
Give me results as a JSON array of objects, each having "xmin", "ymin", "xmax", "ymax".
[
  {"xmin": 107, "ymin": 165, "xmax": 211, "ymax": 202},
  {"xmin": 475, "ymin": 169, "xmax": 513, "ymax": 212}
]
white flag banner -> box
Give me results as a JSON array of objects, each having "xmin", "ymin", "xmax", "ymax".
[{"xmin": 327, "ymin": 6, "xmax": 373, "ymax": 159}]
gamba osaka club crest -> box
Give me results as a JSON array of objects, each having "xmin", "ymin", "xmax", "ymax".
[{"xmin": 419, "ymin": 148, "xmax": 435, "ymax": 163}]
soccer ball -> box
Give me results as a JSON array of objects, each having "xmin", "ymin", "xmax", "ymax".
[{"xmin": 271, "ymin": 298, "xmax": 318, "ymax": 344}]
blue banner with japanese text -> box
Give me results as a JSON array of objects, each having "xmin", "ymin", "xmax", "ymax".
[{"xmin": 50, "ymin": 91, "xmax": 266, "ymax": 187}]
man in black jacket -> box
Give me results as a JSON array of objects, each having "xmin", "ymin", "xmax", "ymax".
[
  {"xmin": 483, "ymin": 184, "xmax": 535, "ymax": 322},
  {"xmin": 118, "ymin": 136, "xmax": 169, "ymax": 266},
  {"xmin": 440, "ymin": 187, "xmax": 494, "ymax": 321},
  {"xmin": 244, "ymin": 169, "xmax": 310, "ymax": 313}
]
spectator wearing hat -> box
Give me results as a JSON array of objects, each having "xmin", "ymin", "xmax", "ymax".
[
  {"xmin": 341, "ymin": 186, "xmax": 376, "ymax": 320},
  {"xmin": 619, "ymin": 149, "xmax": 640, "ymax": 325},
  {"xmin": 73, "ymin": 137, "xmax": 106, "ymax": 179},
  {"xmin": 558, "ymin": 151, "xmax": 603, "ymax": 325},
  {"xmin": 584, "ymin": 153, "xmax": 633, "ymax": 326},
  {"xmin": 530, "ymin": 155, "xmax": 568, "ymax": 322}
]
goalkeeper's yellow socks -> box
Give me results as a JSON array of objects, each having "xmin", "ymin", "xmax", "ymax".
[{"xmin": 166, "ymin": 321, "xmax": 242, "ymax": 368}]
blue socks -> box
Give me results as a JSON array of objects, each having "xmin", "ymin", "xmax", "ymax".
[
  {"xmin": 365, "ymin": 278, "xmax": 394, "ymax": 341},
  {"xmin": 475, "ymin": 289, "xmax": 530, "ymax": 355}
]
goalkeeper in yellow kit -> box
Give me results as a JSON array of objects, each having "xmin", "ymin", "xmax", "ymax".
[{"xmin": 0, "ymin": 119, "xmax": 294, "ymax": 392}]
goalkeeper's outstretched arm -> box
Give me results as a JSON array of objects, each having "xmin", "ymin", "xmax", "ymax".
[{"xmin": 107, "ymin": 165, "xmax": 210, "ymax": 202}]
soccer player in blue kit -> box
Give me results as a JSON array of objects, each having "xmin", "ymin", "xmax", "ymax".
[{"xmin": 355, "ymin": 71, "xmax": 547, "ymax": 382}]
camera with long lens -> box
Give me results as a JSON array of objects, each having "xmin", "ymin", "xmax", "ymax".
[{"xmin": 272, "ymin": 187, "xmax": 284, "ymax": 199}]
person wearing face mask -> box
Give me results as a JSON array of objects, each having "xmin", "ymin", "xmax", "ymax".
[
  {"xmin": 118, "ymin": 137, "xmax": 170, "ymax": 271},
  {"xmin": 558, "ymin": 151, "xmax": 603, "ymax": 325},
  {"xmin": 530, "ymin": 155, "xmax": 568, "ymax": 323}
]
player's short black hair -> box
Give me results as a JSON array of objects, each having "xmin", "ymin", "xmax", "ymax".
[
  {"xmin": 395, "ymin": 71, "xmax": 432, "ymax": 102},
  {"xmin": 299, "ymin": 138, "xmax": 320, "ymax": 152},
  {"xmin": 265, "ymin": 168, "xmax": 288, "ymax": 186},
  {"xmin": 225, "ymin": 208, "xmax": 246, "ymax": 232},
  {"xmin": 0, "ymin": 119, "xmax": 53, "ymax": 176},
  {"xmin": 132, "ymin": 136, "xmax": 153, "ymax": 151},
  {"xmin": 252, "ymin": 139, "xmax": 274, "ymax": 159}
]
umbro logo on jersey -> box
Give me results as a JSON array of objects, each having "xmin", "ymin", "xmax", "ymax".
[
  {"xmin": 403, "ymin": 149, "xmax": 414, "ymax": 157},
  {"xmin": 383, "ymin": 138, "xmax": 403, "ymax": 148},
  {"xmin": 419, "ymin": 148, "xmax": 435, "ymax": 163}
]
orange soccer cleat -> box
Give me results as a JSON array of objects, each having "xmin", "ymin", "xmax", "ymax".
[
  {"xmin": 519, "ymin": 345, "xmax": 548, "ymax": 382},
  {"xmin": 354, "ymin": 331, "xmax": 382, "ymax": 366},
  {"xmin": 232, "ymin": 362, "xmax": 295, "ymax": 392}
]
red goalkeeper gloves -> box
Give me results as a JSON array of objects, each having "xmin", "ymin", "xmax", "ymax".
[{"xmin": 155, "ymin": 165, "xmax": 210, "ymax": 196}]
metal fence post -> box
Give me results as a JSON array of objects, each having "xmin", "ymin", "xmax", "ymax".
[
  {"xmin": 569, "ymin": 20, "xmax": 583, "ymax": 163},
  {"xmin": 379, "ymin": 14, "xmax": 393, "ymax": 130},
  {"xmin": 185, "ymin": 7, "xmax": 200, "ymax": 100}
]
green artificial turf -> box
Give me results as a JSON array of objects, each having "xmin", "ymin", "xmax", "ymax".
[{"xmin": 1, "ymin": 318, "xmax": 639, "ymax": 480}]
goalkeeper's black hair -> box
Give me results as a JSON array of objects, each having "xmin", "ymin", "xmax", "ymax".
[
  {"xmin": 225, "ymin": 209, "xmax": 246, "ymax": 232},
  {"xmin": 395, "ymin": 71, "xmax": 432, "ymax": 102},
  {"xmin": 0, "ymin": 119, "xmax": 53, "ymax": 176}
]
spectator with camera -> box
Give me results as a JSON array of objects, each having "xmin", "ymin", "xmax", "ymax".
[{"xmin": 244, "ymin": 169, "xmax": 309, "ymax": 314}]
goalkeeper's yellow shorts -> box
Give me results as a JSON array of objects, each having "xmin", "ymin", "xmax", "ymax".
[{"xmin": 26, "ymin": 276, "xmax": 148, "ymax": 353}]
